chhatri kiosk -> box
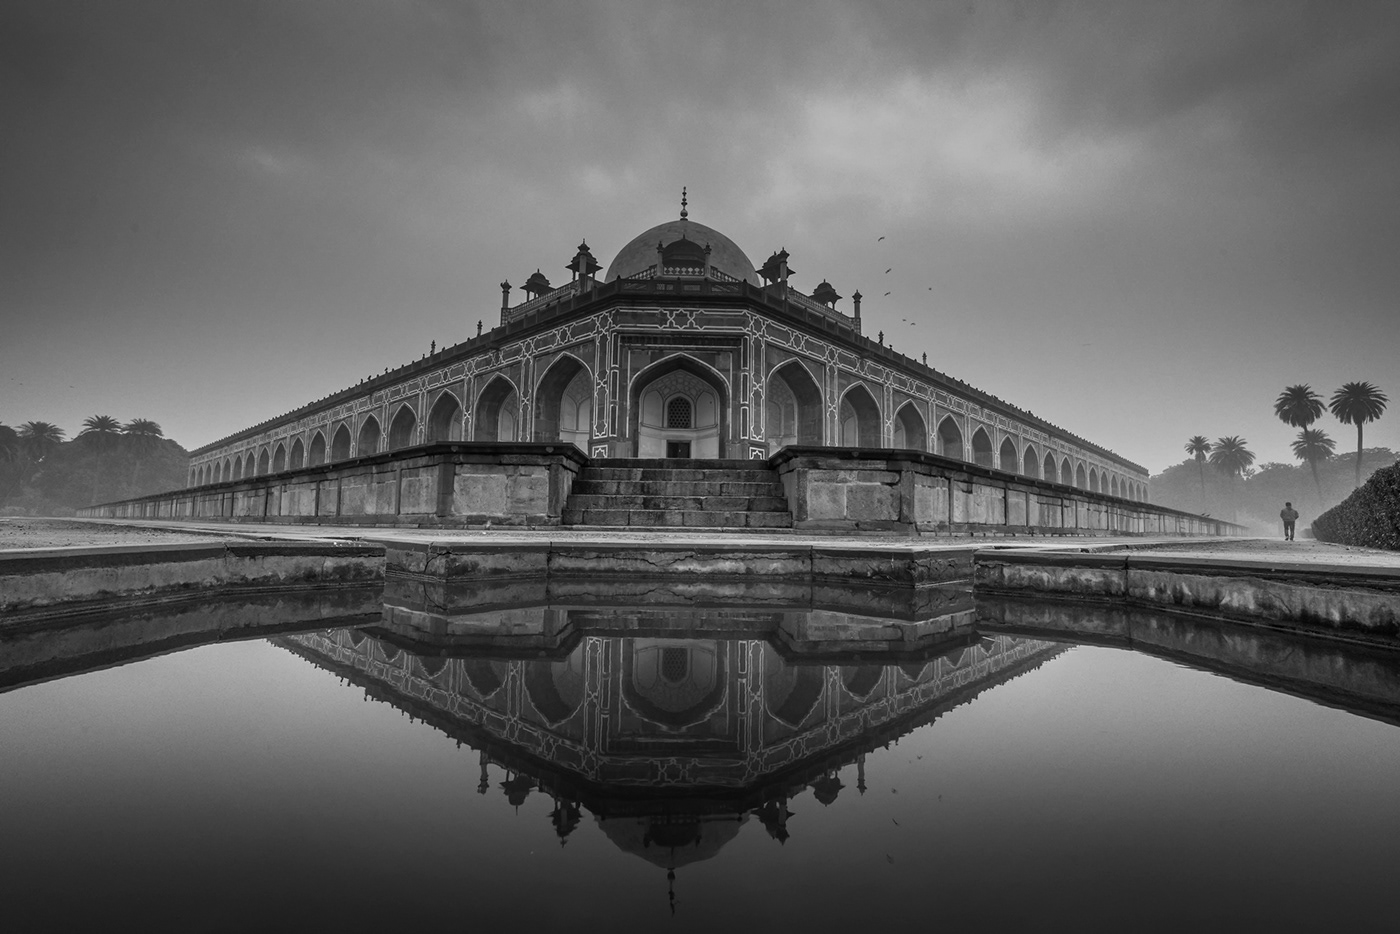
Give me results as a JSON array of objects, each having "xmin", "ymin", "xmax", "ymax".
[{"xmin": 100, "ymin": 194, "xmax": 1227, "ymax": 535}]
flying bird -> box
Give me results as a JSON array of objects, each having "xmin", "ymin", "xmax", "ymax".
[
  {"xmin": 885, "ymin": 267, "xmax": 892, "ymax": 273},
  {"xmin": 884, "ymin": 291, "xmax": 891, "ymax": 296},
  {"xmin": 877, "ymin": 236, "xmax": 885, "ymax": 241}
]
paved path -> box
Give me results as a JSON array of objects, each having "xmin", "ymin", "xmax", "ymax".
[{"xmin": 4, "ymin": 517, "xmax": 1396, "ymax": 572}]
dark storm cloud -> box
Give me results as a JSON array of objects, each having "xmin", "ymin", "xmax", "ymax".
[{"xmin": 2, "ymin": 0, "xmax": 1397, "ymax": 469}]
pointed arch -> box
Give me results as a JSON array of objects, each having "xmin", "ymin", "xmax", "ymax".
[
  {"xmin": 357, "ymin": 415, "xmax": 382, "ymax": 456},
  {"xmin": 971, "ymin": 427, "xmax": 994, "ymax": 468},
  {"xmin": 214, "ymin": 461, "xmax": 224, "ymax": 483},
  {"xmin": 271, "ymin": 442, "xmax": 286, "ymax": 472},
  {"xmin": 533, "ymin": 354, "xmax": 591, "ymax": 447},
  {"xmin": 308, "ymin": 430, "xmax": 327, "ymax": 467},
  {"xmin": 1110, "ymin": 475, "xmax": 1119, "ymax": 497},
  {"xmin": 1044, "ymin": 451, "xmax": 1057, "ymax": 482},
  {"xmin": 937, "ymin": 416, "xmax": 964, "ymax": 460},
  {"xmin": 330, "ymin": 423, "xmax": 352, "ymax": 461},
  {"xmin": 893, "ymin": 402, "xmax": 927, "ymax": 452},
  {"xmin": 474, "ymin": 375, "xmax": 519, "ymax": 442},
  {"xmin": 388, "ymin": 403, "xmax": 418, "ymax": 450},
  {"xmin": 628, "ymin": 354, "xmax": 730, "ymax": 458},
  {"xmin": 767, "ymin": 359, "xmax": 823, "ymax": 451},
  {"xmin": 838, "ymin": 383, "xmax": 881, "ymax": 447},
  {"xmin": 1060, "ymin": 457, "xmax": 1073, "ymax": 486},
  {"xmin": 1088, "ymin": 467, "xmax": 1099, "ymax": 493},
  {"xmin": 257, "ymin": 448, "xmax": 271, "ymax": 476},
  {"xmin": 424, "ymin": 391, "xmax": 464, "ymax": 443},
  {"xmin": 999, "ymin": 437, "xmax": 1018, "ymax": 473},
  {"xmin": 1075, "ymin": 462, "xmax": 1087, "ymax": 489},
  {"xmin": 1022, "ymin": 443, "xmax": 1039, "ymax": 478},
  {"xmin": 289, "ymin": 438, "xmax": 305, "ymax": 470}
]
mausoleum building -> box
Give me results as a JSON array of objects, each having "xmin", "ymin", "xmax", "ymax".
[{"xmin": 186, "ymin": 197, "xmax": 1150, "ymax": 502}]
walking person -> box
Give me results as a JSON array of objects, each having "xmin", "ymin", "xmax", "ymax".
[{"xmin": 1280, "ymin": 501, "xmax": 1299, "ymax": 541}]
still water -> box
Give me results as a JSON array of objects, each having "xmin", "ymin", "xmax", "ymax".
[{"xmin": 2, "ymin": 580, "xmax": 1399, "ymax": 932}]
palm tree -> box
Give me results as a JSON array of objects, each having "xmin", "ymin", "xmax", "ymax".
[
  {"xmin": 1290, "ymin": 428, "xmax": 1335, "ymax": 501},
  {"xmin": 1184, "ymin": 435, "xmax": 1212, "ymax": 509},
  {"xmin": 1329, "ymin": 382, "xmax": 1388, "ymax": 489},
  {"xmin": 1274, "ymin": 384, "xmax": 1324, "ymax": 428},
  {"xmin": 79, "ymin": 415, "xmax": 123, "ymax": 503},
  {"xmin": 1209, "ymin": 436, "xmax": 1256, "ymax": 479},
  {"xmin": 123, "ymin": 418, "xmax": 164, "ymax": 487},
  {"xmin": 17, "ymin": 421, "xmax": 65, "ymax": 462}
]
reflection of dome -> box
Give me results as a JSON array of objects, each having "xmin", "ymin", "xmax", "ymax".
[
  {"xmin": 596, "ymin": 814, "xmax": 746, "ymax": 870},
  {"xmin": 604, "ymin": 218, "xmax": 760, "ymax": 285}
]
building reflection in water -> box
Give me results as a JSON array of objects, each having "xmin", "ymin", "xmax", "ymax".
[{"xmin": 277, "ymin": 588, "xmax": 1062, "ymax": 884}]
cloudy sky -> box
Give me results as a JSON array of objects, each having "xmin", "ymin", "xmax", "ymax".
[{"xmin": 3, "ymin": 0, "xmax": 1397, "ymax": 473}]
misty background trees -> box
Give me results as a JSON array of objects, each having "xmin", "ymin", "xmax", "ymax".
[{"xmin": 0, "ymin": 416, "xmax": 187, "ymax": 515}]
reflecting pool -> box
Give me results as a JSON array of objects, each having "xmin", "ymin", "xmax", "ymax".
[{"xmin": 3, "ymin": 581, "xmax": 1399, "ymax": 932}]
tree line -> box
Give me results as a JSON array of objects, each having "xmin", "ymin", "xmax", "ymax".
[
  {"xmin": 1174, "ymin": 381, "xmax": 1389, "ymax": 526},
  {"xmin": 0, "ymin": 415, "xmax": 188, "ymax": 514}
]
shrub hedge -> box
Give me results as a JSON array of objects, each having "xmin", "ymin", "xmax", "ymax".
[{"xmin": 1311, "ymin": 462, "xmax": 1400, "ymax": 551}]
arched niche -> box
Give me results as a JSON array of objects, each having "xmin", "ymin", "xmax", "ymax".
[
  {"xmin": 1044, "ymin": 451, "xmax": 1058, "ymax": 482},
  {"xmin": 257, "ymin": 448, "xmax": 271, "ymax": 475},
  {"xmin": 533, "ymin": 355, "xmax": 591, "ymax": 451},
  {"xmin": 289, "ymin": 438, "xmax": 305, "ymax": 470},
  {"xmin": 271, "ymin": 443, "xmax": 286, "ymax": 473},
  {"xmin": 766, "ymin": 360, "xmax": 823, "ymax": 454},
  {"xmin": 971, "ymin": 428, "xmax": 994, "ymax": 468},
  {"xmin": 1023, "ymin": 444, "xmax": 1039, "ymax": 478},
  {"xmin": 1060, "ymin": 458, "xmax": 1073, "ymax": 486},
  {"xmin": 214, "ymin": 461, "xmax": 224, "ymax": 483},
  {"xmin": 893, "ymin": 402, "xmax": 927, "ymax": 451},
  {"xmin": 838, "ymin": 383, "xmax": 880, "ymax": 447},
  {"xmin": 232, "ymin": 456, "xmax": 244, "ymax": 481},
  {"xmin": 937, "ymin": 417, "xmax": 963, "ymax": 460},
  {"xmin": 629, "ymin": 356, "xmax": 728, "ymax": 459},
  {"xmin": 358, "ymin": 416, "xmax": 382, "ymax": 456},
  {"xmin": 1075, "ymin": 463, "xmax": 1087, "ymax": 489},
  {"xmin": 1088, "ymin": 468, "xmax": 1099, "ymax": 493},
  {"xmin": 426, "ymin": 392, "xmax": 464, "ymax": 443},
  {"xmin": 1110, "ymin": 475, "xmax": 1119, "ymax": 497},
  {"xmin": 308, "ymin": 431, "xmax": 327, "ymax": 467},
  {"xmin": 999, "ymin": 437, "xmax": 1018, "ymax": 473},
  {"xmin": 474, "ymin": 376, "xmax": 518, "ymax": 442},
  {"xmin": 331, "ymin": 423, "xmax": 352, "ymax": 461},
  {"xmin": 388, "ymin": 405, "xmax": 417, "ymax": 450}
]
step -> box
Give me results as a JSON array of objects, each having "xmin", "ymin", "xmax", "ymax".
[
  {"xmin": 560, "ymin": 507, "xmax": 794, "ymax": 528},
  {"xmin": 579, "ymin": 466, "xmax": 780, "ymax": 484},
  {"xmin": 571, "ymin": 479, "xmax": 784, "ymax": 497},
  {"xmin": 566, "ymin": 494, "xmax": 790, "ymax": 512}
]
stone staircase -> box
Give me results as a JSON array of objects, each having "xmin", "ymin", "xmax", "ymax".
[{"xmin": 563, "ymin": 458, "xmax": 793, "ymax": 529}]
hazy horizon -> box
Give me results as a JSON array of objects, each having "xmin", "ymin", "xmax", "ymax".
[{"xmin": 4, "ymin": 1, "xmax": 1397, "ymax": 474}]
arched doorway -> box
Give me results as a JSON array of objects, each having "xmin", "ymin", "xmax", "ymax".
[
  {"xmin": 308, "ymin": 431, "xmax": 326, "ymax": 466},
  {"xmin": 839, "ymin": 384, "xmax": 880, "ymax": 447},
  {"xmin": 533, "ymin": 356, "xmax": 591, "ymax": 451},
  {"xmin": 1088, "ymin": 468, "xmax": 1099, "ymax": 493},
  {"xmin": 358, "ymin": 416, "xmax": 382, "ymax": 456},
  {"xmin": 893, "ymin": 402, "xmax": 927, "ymax": 451},
  {"xmin": 629, "ymin": 357, "xmax": 727, "ymax": 459},
  {"xmin": 289, "ymin": 438, "xmax": 305, "ymax": 470},
  {"xmin": 937, "ymin": 417, "xmax": 963, "ymax": 460},
  {"xmin": 999, "ymin": 438, "xmax": 1017, "ymax": 473},
  {"xmin": 766, "ymin": 361, "xmax": 823, "ymax": 453},
  {"xmin": 426, "ymin": 392, "xmax": 464, "ymax": 443},
  {"xmin": 330, "ymin": 424, "xmax": 352, "ymax": 461},
  {"xmin": 1044, "ymin": 451, "xmax": 1058, "ymax": 482},
  {"xmin": 257, "ymin": 448, "xmax": 271, "ymax": 475},
  {"xmin": 1075, "ymin": 463, "xmax": 1087, "ymax": 489},
  {"xmin": 474, "ymin": 376, "xmax": 518, "ymax": 442},
  {"xmin": 1060, "ymin": 458, "xmax": 1073, "ymax": 486},
  {"xmin": 272, "ymin": 443, "xmax": 286, "ymax": 472},
  {"xmin": 388, "ymin": 405, "xmax": 417, "ymax": 450},
  {"xmin": 1023, "ymin": 444, "xmax": 1039, "ymax": 478},
  {"xmin": 971, "ymin": 428, "xmax": 994, "ymax": 468}
]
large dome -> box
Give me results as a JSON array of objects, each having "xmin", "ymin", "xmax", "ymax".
[{"xmin": 604, "ymin": 218, "xmax": 760, "ymax": 285}]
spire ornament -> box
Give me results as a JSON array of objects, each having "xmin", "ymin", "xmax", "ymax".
[{"xmin": 680, "ymin": 186, "xmax": 688, "ymax": 220}]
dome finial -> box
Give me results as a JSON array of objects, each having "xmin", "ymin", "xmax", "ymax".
[{"xmin": 680, "ymin": 186, "xmax": 688, "ymax": 220}]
